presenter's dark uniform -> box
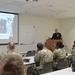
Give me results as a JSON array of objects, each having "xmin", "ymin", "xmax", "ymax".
[{"xmin": 51, "ymin": 33, "xmax": 62, "ymax": 40}]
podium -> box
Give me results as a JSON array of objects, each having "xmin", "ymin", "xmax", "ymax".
[{"xmin": 45, "ymin": 39, "xmax": 63, "ymax": 51}]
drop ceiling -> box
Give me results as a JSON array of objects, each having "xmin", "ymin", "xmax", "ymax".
[{"xmin": 0, "ymin": 0, "xmax": 75, "ymax": 18}]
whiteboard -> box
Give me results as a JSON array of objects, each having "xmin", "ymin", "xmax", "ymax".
[{"xmin": 19, "ymin": 25, "xmax": 35, "ymax": 44}]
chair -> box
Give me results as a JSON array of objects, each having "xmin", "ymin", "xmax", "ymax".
[
  {"xmin": 27, "ymin": 66, "xmax": 39, "ymax": 75},
  {"xmin": 26, "ymin": 50, "xmax": 36, "ymax": 57},
  {"xmin": 55, "ymin": 58, "xmax": 69, "ymax": 70},
  {"xmin": 20, "ymin": 53, "xmax": 26, "ymax": 57},
  {"xmin": 38, "ymin": 62, "xmax": 53, "ymax": 74}
]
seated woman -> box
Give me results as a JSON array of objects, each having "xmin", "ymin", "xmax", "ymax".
[
  {"xmin": 53, "ymin": 42, "xmax": 67, "ymax": 70},
  {"xmin": 0, "ymin": 54, "xmax": 25, "ymax": 75},
  {"xmin": 53, "ymin": 41, "xmax": 66, "ymax": 61}
]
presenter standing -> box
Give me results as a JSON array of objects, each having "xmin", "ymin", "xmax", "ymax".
[
  {"xmin": 50, "ymin": 28, "xmax": 62, "ymax": 40},
  {"xmin": 46, "ymin": 28, "xmax": 62, "ymax": 51}
]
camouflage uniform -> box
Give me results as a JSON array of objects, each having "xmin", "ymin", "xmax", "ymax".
[
  {"xmin": 34, "ymin": 48, "xmax": 53, "ymax": 69},
  {"xmin": 0, "ymin": 50, "xmax": 21, "ymax": 59},
  {"xmin": 71, "ymin": 48, "xmax": 75, "ymax": 59},
  {"xmin": 67, "ymin": 48, "xmax": 75, "ymax": 66},
  {"xmin": 53, "ymin": 48, "xmax": 66, "ymax": 60}
]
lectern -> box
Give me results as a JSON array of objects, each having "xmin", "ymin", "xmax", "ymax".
[{"xmin": 45, "ymin": 39, "xmax": 63, "ymax": 51}]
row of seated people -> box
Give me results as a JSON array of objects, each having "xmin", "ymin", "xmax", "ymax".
[
  {"xmin": 34, "ymin": 41, "xmax": 75, "ymax": 73},
  {"xmin": 27, "ymin": 58, "xmax": 69, "ymax": 75},
  {"xmin": 0, "ymin": 41, "xmax": 75, "ymax": 75}
]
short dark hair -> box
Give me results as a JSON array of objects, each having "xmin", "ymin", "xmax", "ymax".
[
  {"xmin": 37, "ymin": 42, "xmax": 43, "ymax": 50},
  {"xmin": 56, "ymin": 41, "xmax": 64, "ymax": 48},
  {"xmin": 8, "ymin": 41, "xmax": 15, "ymax": 50},
  {"xmin": 0, "ymin": 54, "xmax": 24, "ymax": 75}
]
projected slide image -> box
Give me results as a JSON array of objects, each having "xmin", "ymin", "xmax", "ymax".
[
  {"xmin": 0, "ymin": 19, "xmax": 6, "ymax": 33},
  {"xmin": 0, "ymin": 13, "xmax": 14, "ymax": 39}
]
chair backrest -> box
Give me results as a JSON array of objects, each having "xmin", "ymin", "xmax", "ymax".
[
  {"xmin": 27, "ymin": 66, "xmax": 39, "ymax": 75},
  {"xmin": 26, "ymin": 50, "xmax": 36, "ymax": 57},
  {"xmin": 56, "ymin": 58, "xmax": 69, "ymax": 70},
  {"xmin": 41, "ymin": 62, "xmax": 53, "ymax": 74},
  {"xmin": 20, "ymin": 53, "xmax": 26, "ymax": 57}
]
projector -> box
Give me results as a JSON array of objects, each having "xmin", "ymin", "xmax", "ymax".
[{"xmin": 26, "ymin": 0, "xmax": 37, "ymax": 1}]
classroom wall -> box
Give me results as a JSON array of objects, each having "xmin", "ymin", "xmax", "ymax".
[
  {"xmin": 60, "ymin": 17, "xmax": 75, "ymax": 50},
  {"xmin": 1, "ymin": 14, "xmax": 75, "ymax": 53},
  {"xmin": 0, "ymin": 14, "xmax": 59, "ymax": 53}
]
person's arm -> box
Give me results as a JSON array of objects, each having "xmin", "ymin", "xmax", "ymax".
[
  {"xmin": 59, "ymin": 33, "xmax": 62, "ymax": 39},
  {"xmin": 50, "ymin": 33, "xmax": 55, "ymax": 39},
  {"xmin": 34, "ymin": 52, "xmax": 41, "ymax": 64},
  {"xmin": 53, "ymin": 50, "xmax": 58, "ymax": 61}
]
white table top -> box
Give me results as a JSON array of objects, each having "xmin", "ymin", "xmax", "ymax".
[
  {"xmin": 41, "ymin": 68, "xmax": 75, "ymax": 75},
  {"xmin": 22, "ymin": 56, "xmax": 35, "ymax": 65}
]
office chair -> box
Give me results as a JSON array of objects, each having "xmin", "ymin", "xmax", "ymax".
[
  {"xmin": 38, "ymin": 62, "xmax": 53, "ymax": 74},
  {"xmin": 56, "ymin": 58, "xmax": 69, "ymax": 70},
  {"xmin": 26, "ymin": 50, "xmax": 36, "ymax": 57},
  {"xmin": 20, "ymin": 53, "xmax": 26, "ymax": 57},
  {"xmin": 27, "ymin": 66, "xmax": 39, "ymax": 75}
]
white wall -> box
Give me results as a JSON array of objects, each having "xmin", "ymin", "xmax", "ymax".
[
  {"xmin": 60, "ymin": 18, "xmax": 75, "ymax": 50},
  {"xmin": 0, "ymin": 15, "xmax": 59, "ymax": 53}
]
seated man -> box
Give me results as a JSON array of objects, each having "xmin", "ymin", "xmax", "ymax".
[
  {"xmin": 34, "ymin": 42, "xmax": 53, "ymax": 69},
  {"xmin": 0, "ymin": 54, "xmax": 25, "ymax": 75},
  {"xmin": 0, "ymin": 41, "xmax": 21, "ymax": 58}
]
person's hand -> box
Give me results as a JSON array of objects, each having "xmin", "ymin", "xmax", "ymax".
[{"xmin": 48, "ymin": 36, "xmax": 50, "ymax": 39}]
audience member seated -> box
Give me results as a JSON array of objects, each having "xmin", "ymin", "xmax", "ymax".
[
  {"xmin": 0, "ymin": 41, "xmax": 21, "ymax": 58},
  {"xmin": 0, "ymin": 54, "xmax": 25, "ymax": 75},
  {"xmin": 71, "ymin": 48, "xmax": 75, "ymax": 59},
  {"xmin": 34, "ymin": 42, "xmax": 53, "ymax": 69},
  {"xmin": 67, "ymin": 41, "xmax": 75, "ymax": 66},
  {"xmin": 53, "ymin": 41, "xmax": 67, "ymax": 70},
  {"xmin": 53, "ymin": 41, "xmax": 66, "ymax": 61},
  {"xmin": 68, "ymin": 45, "xmax": 75, "ymax": 66},
  {"xmin": 70, "ymin": 40, "xmax": 75, "ymax": 61}
]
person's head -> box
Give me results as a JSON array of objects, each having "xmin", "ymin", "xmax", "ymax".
[
  {"xmin": 37, "ymin": 42, "xmax": 44, "ymax": 51},
  {"xmin": 7, "ymin": 41, "xmax": 15, "ymax": 51},
  {"xmin": 55, "ymin": 28, "xmax": 58, "ymax": 33},
  {"xmin": 0, "ymin": 54, "xmax": 24, "ymax": 75},
  {"xmin": 56, "ymin": 41, "xmax": 64, "ymax": 49}
]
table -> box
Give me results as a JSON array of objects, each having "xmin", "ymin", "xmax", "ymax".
[
  {"xmin": 22, "ymin": 56, "xmax": 35, "ymax": 72},
  {"xmin": 41, "ymin": 68, "xmax": 75, "ymax": 75},
  {"xmin": 22, "ymin": 56, "xmax": 35, "ymax": 65}
]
